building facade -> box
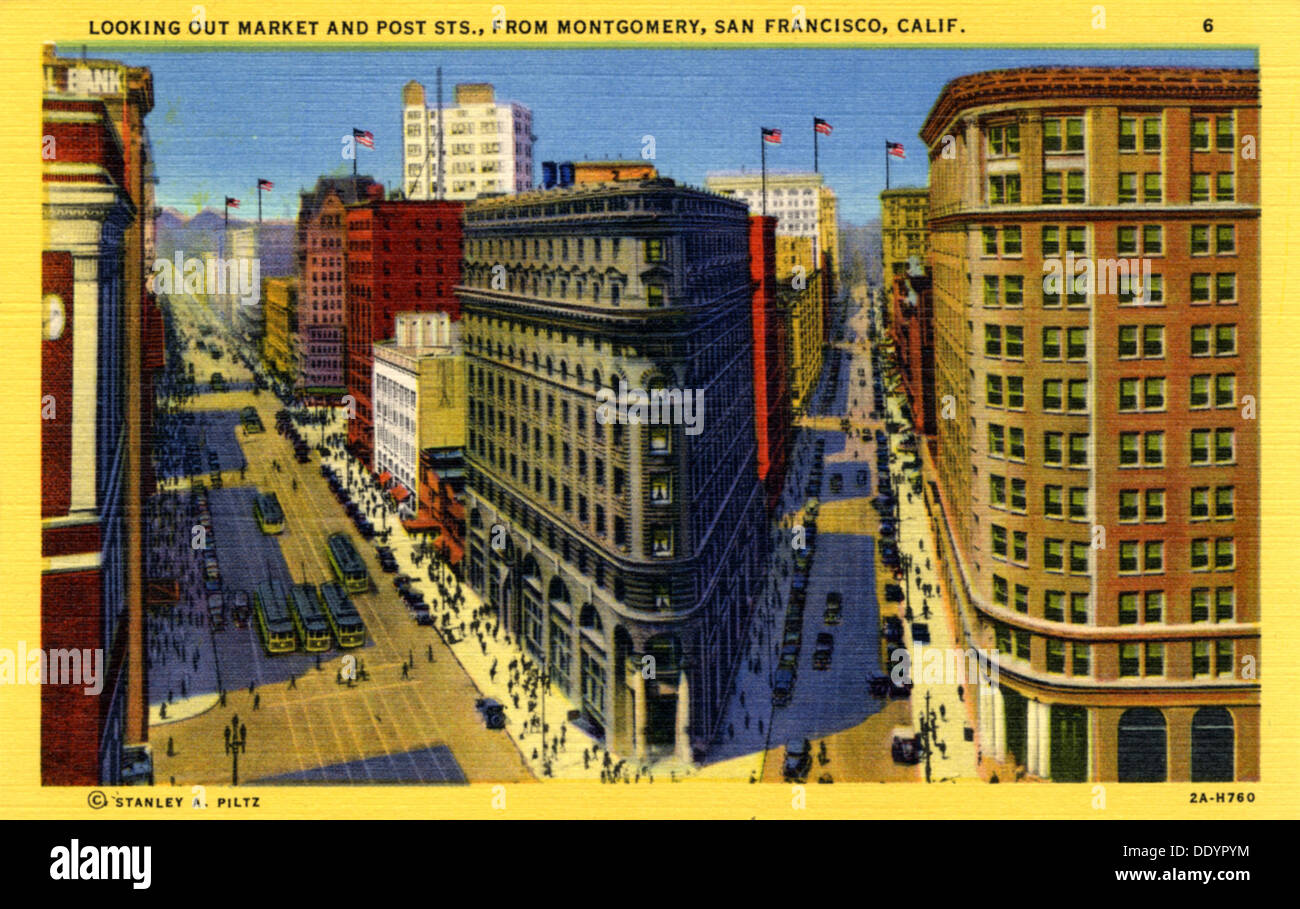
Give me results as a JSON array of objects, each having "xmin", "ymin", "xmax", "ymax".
[
  {"xmin": 458, "ymin": 178, "xmax": 767, "ymax": 762},
  {"xmin": 881, "ymin": 187, "xmax": 930, "ymax": 279},
  {"xmin": 706, "ymin": 171, "xmax": 827, "ymax": 263},
  {"xmin": 296, "ymin": 176, "xmax": 383, "ymax": 399},
  {"xmin": 372, "ymin": 312, "xmax": 466, "ymax": 515},
  {"xmin": 402, "ymin": 81, "xmax": 533, "ymax": 200},
  {"xmin": 922, "ymin": 66, "xmax": 1259, "ymax": 782},
  {"xmin": 261, "ymin": 276, "xmax": 298, "ymax": 381},
  {"xmin": 344, "ymin": 200, "xmax": 463, "ymax": 467},
  {"xmin": 889, "ymin": 270, "xmax": 938, "ymax": 438},
  {"xmin": 749, "ymin": 216, "xmax": 792, "ymax": 512},
  {"xmin": 783, "ymin": 268, "xmax": 825, "ymax": 414},
  {"xmin": 41, "ymin": 47, "xmax": 158, "ymax": 784}
]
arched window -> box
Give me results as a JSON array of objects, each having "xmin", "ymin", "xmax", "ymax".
[
  {"xmin": 1191, "ymin": 707, "xmax": 1235, "ymax": 782},
  {"xmin": 1117, "ymin": 708, "xmax": 1167, "ymax": 782}
]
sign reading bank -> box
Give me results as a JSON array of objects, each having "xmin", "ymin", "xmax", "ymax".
[{"xmin": 43, "ymin": 64, "xmax": 125, "ymax": 97}]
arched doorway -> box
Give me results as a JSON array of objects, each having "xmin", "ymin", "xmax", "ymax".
[
  {"xmin": 1002, "ymin": 687, "xmax": 1028, "ymax": 768},
  {"xmin": 1191, "ymin": 707, "xmax": 1235, "ymax": 782},
  {"xmin": 1117, "ymin": 708, "xmax": 1167, "ymax": 782},
  {"xmin": 547, "ymin": 578, "xmax": 573, "ymax": 695},
  {"xmin": 519, "ymin": 557, "xmax": 543, "ymax": 662}
]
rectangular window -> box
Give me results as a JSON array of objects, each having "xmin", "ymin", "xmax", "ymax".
[
  {"xmin": 1191, "ymin": 588, "xmax": 1211, "ymax": 623},
  {"xmin": 1215, "ymin": 640, "xmax": 1234, "ymax": 677},
  {"xmin": 1013, "ymin": 531, "xmax": 1028, "ymax": 564},
  {"xmin": 1043, "ymin": 172, "xmax": 1063, "ymax": 205},
  {"xmin": 985, "ymin": 325, "xmax": 1002, "ymax": 357},
  {"xmin": 1142, "ymin": 325, "xmax": 1164, "ymax": 358},
  {"xmin": 1192, "ymin": 641, "xmax": 1211, "ymax": 676},
  {"xmin": 1143, "ymin": 172, "xmax": 1162, "ymax": 204},
  {"xmin": 1118, "ymin": 591, "xmax": 1139, "ymax": 624},
  {"xmin": 1215, "ymin": 374, "xmax": 1236, "ymax": 408},
  {"xmin": 1143, "ymin": 225, "xmax": 1163, "ymax": 255},
  {"xmin": 1142, "ymin": 117, "xmax": 1161, "ymax": 152},
  {"xmin": 1191, "ymin": 172, "xmax": 1210, "ymax": 202},
  {"xmin": 1010, "ymin": 478, "xmax": 1027, "ymax": 512},
  {"xmin": 1070, "ymin": 541, "xmax": 1090, "ymax": 574},
  {"xmin": 982, "ymin": 226, "xmax": 998, "ymax": 256},
  {"xmin": 1043, "ymin": 327, "xmax": 1062, "ymax": 359},
  {"xmin": 1065, "ymin": 117, "xmax": 1085, "ymax": 152},
  {"xmin": 1191, "ymin": 224, "xmax": 1211, "ymax": 256},
  {"xmin": 1066, "ymin": 171, "xmax": 1085, "ymax": 204},
  {"xmin": 988, "ymin": 424, "xmax": 1005, "ymax": 457},
  {"xmin": 1044, "ymin": 432, "xmax": 1063, "ymax": 466},
  {"xmin": 1067, "ymin": 379, "xmax": 1089, "ymax": 411},
  {"xmin": 1044, "ymin": 485, "xmax": 1063, "ymax": 518},
  {"xmin": 1144, "ymin": 540, "xmax": 1164, "ymax": 573},
  {"xmin": 1143, "ymin": 377, "xmax": 1166, "ymax": 411},
  {"xmin": 1003, "ymin": 226, "xmax": 1023, "ymax": 256},
  {"xmin": 983, "ymin": 275, "xmax": 1000, "ymax": 308},
  {"xmin": 1118, "ymin": 117, "xmax": 1137, "ymax": 152},
  {"xmin": 1117, "ymin": 173, "xmax": 1137, "ymax": 204},
  {"xmin": 1044, "ymin": 590, "xmax": 1065, "ymax": 621},
  {"xmin": 1118, "ymin": 225, "xmax": 1138, "ymax": 255},
  {"xmin": 1191, "ymin": 118, "xmax": 1211, "ymax": 151},
  {"xmin": 1215, "ymin": 537, "xmax": 1235, "ymax": 570},
  {"xmin": 1215, "ymin": 427, "xmax": 1236, "ymax": 464},
  {"xmin": 1007, "ymin": 376, "xmax": 1024, "ymax": 409},
  {"xmin": 1044, "ymin": 539, "xmax": 1063, "ymax": 572},
  {"xmin": 1215, "ymin": 324, "xmax": 1237, "ymax": 355},
  {"xmin": 1145, "ymin": 489, "xmax": 1166, "ymax": 522},
  {"xmin": 1145, "ymin": 591, "xmax": 1165, "ymax": 623},
  {"xmin": 1144, "ymin": 642, "xmax": 1165, "ymax": 676},
  {"xmin": 1069, "ymin": 487, "xmax": 1088, "ymax": 521},
  {"xmin": 1191, "ymin": 273, "xmax": 1211, "ymax": 304},
  {"xmin": 1046, "ymin": 640, "xmax": 1066, "ymax": 674},
  {"xmin": 1216, "ymin": 224, "xmax": 1236, "ymax": 254},
  {"xmin": 989, "ymin": 474, "xmax": 1007, "ymax": 507},
  {"xmin": 1071, "ymin": 592, "xmax": 1089, "ymax": 624},
  {"xmin": 644, "ymin": 238, "xmax": 664, "ymax": 262},
  {"xmin": 1191, "ymin": 325, "xmax": 1212, "ymax": 356},
  {"xmin": 1216, "ymin": 172, "xmax": 1234, "ymax": 202},
  {"xmin": 1215, "ymin": 587, "xmax": 1235, "ymax": 622},
  {"xmin": 1144, "ymin": 431, "xmax": 1165, "ymax": 466},
  {"xmin": 1119, "ymin": 490, "xmax": 1141, "ymax": 523},
  {"xmin": 1216, "ymin": 273, "xmax": 1236, "ymax": 304},
  {"xmin": 991, "ymin": 524, "xmax": 1007, "ymax": 558},
  {"xmin": 1014, "ymin": 585, "xmax": 1029, "ymax": 613},
  {"xmin": 1190, "ymin": 428, "xmax": 1211, "ymax": 464},
  {"xmin": 1216, "ymin": 116, "xmax": 1234, "ymax": 152},
  {"xmin": 1043, "ymin": 118, "xmax": 1062, "ymax": 153},
  {"xmin": 1118, "ymin": 325, "xmax": 1138, "ymax": 358},
  {"xmin": 1072, "ymin": 643, "xmax": 1090, "ymax": 676},
  {"xmin": 1042, "ymin": 226, "xmax": 1060, "ymax": 256},
  {"xmin": 1215, "ymin": 486, "xmax": 1235, "ymax": 519},
  {"xmin": 1009, "ymin": 428, "xmax": 1025, "ymax": 461},
  {"xmin": 1005, "ymin": 326, "xmax": 1024, "ymax": 359},
  {"xmin": 986, "ymin": 374, "xmax": 1004, "ymax": 407},
  {"xmin": 1005, "ymin": 275, "xmax": 1024, "ymax": 307},
  {"xmin": 1119, "ymin": 643, "xmax": 1140, "ymax": 677},
  {"xmin": 1042, "ymin": 379, "xmax": 1063, "ymax": 411},
  {"xmin": 1191, "ymin": 487, "xmax": 1210, "ymax": 520}
]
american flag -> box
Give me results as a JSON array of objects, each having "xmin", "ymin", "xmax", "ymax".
[
  {"xmin": 762, "ymin": 127, "xmax": 782, "ymax": 145},
  {"xmin": 886, "ymin": 141, "xmax": 906, "ymax": 159},
  {"xmin": 353, "ymin": 128, "xmax": 374, "ymax": 149},
  {"xmin": 814, "ymin": 117, "xmax": 832, "ymax": 136},
  {"xmin": 225, "ymin": 196, "xmax": 239, "ymax": 208},
  {"xmin": 258, "ymin": 179, "xmax": 273, "ymax": 191}
]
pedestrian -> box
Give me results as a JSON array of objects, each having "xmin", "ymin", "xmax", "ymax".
[{"xmin": 253, "ymin": 693, "xmax": 260, "ymax": 710}]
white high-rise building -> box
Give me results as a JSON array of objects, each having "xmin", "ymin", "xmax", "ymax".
[
  {"xmin": 705, "ymin": 170, "xmax": 826, "ymax": 261},
  {"xmin": 402, "ymin": 81, "xmax": 533, "ymax": 200}
]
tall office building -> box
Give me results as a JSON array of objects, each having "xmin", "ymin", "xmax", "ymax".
[
  {"xmin": 458, "ymin": 177, "xmax": 767, "ymax": 761},
  {"xmin": 880, "ymin": 186, "xmax": 930, "ymax": 280},
  {"xmin": 706, "ymin": 170, "xmax": 827, "ymax": 262},
  {"xmin": 921, "ymin": 66, "xmax": 1259, "ymax": 782},
  {"xmin": 402, "ymin": 81, "xmax": 533, "ymax": 200},
  {"xmin": 296, "ymin": 175, "xmax": 383, "ymax": 399},
  {"xmin": 344, "ymin": 199, "xmax": 463, "ymax": 467},
  {"xmin": 41, "ymin": 46, "xmax": 160, "ymax": 783}
]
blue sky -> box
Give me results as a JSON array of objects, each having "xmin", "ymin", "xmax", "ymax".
[{"xmin": 86, "ymin": 46, "xmax": 1256, "ymax": 223}]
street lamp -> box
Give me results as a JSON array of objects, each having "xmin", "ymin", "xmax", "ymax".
[{"xmin": 223, "ymin": 714, "xmax": 247, "ymax": 786}]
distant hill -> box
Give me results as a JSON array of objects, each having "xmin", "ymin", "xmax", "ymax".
[{"xmin": 155, "ymin": 208, "xmax": 295, "ymax": 278}]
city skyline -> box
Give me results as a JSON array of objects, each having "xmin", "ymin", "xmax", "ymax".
[{"xmin": 84, "ymin": 46, "xmax": 1256, "ymax": 222}]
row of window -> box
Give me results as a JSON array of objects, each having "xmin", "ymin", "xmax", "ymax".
[
  {"xmin": 983, "ymin": 425, "xmax": 1239, "ymax": 469},
  {"xmin": 994, "ymin": 627, "xmax": 1237, "ymax": 678},
  {"xmin": 986, "ymin": 479, "xmax": 1236, "ymax": 523},
  {"xmin": 988, "ymin": 171, "xmax": 1237, "ymax": 206},
  {"xmin": 982, "ymin": 223, "xmax": 1237, "ymax": 258},
  {"xmin": 990, "ymin": 533, "xmax": 1237, "ymax": 575},
  {"xmin": 986, "ymin": 114, "xmax": 1235, "ymax": 160},
  {"xmin": 991, "ymin": 578, "xmax": 1238, "ymax": 624},
  {"xmin": 980, "ymin": 271, "xmax": 1237, "ymax": 307}
]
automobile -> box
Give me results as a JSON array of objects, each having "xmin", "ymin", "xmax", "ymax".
[
  {"xmin": 823, "ymin": 591, "xmax": 843, "ymax": 625},
  {"xmin": 393, "ymin": 574, "xmax": 414, "ymax": 592},
  {"xmin": 772, "ymin": 669, "xmax": 796, "ymax": 706},
  {"xmin": 829, "ymin": 474, "xmax": 843, "ymax": 493},
  {"xmin": 840, "ymin": 418, "xmax": 851, "ymax": 432},
  {"xmin": 805, "ymin": 499, "xmax": 820, "ymax": 517},
  {"xmin": 886, "ymin": 420, "xmax": 902, "ymax": 434},
  {"xmin": 881, "ymin": 542, "xmax": 900, "ymax": 565},
  {"xmin": 356, "ymin": 520, "xmax": 376, "ymax": 540},
  {"xmin": 783, "ymin": 628, "xmax": 802, "ymax": 650},
  {"xmin": 875, "ymin": 430, "xmax": 888, "ymax": 444},
  {"xmin": 912, "ymin": 622, "xmax": 931, "ymax": 644},
  {"xmin": 778, "ymin": 643, "xmax": 800, "ymax": 671},
  {"xmin": 812, "ymin": 632, "xmax": 834, "ymax": 670},
  {"xmin": 379, "ymin": 554, "xmax": 399, "ymax": 573},
  {"xmin": 475, "ymin": 698, "xmax": 507, "ymax": 730},
  {"xmin": 891, "ymin": 727, "xmax": 921, "ymax": 764},
  {"xmin": 884, "ymin": 583, "xmax": 906, "ymax": 603},
  {"xmin": 878, "ymin": 480, "xmax": 894, "ymax": 498},
  {"xmin": 295, "ymin": 449, "xmax": 311, "ymax": 464},
  {"xmin": 794, "ymin": 550, "xmax": 811, "ymax": 572},
  {"xmin": 207, "ymin": 592, "xmax": 225, "ymax": 628},
  {"xmin": 403, "ymin": 590, "xmax": 426, "ymax": 609},
  {"xmin": 320, "ymin": 464, "xmax": 334, "ymax": 478},
  {"xmin": 899, "ymin": 436, "xmax": 919, "ymax": 452},
  {"xmin": 872, "ymin": 496, "xmax": 894, "ymax": 515},
  {"xmin": 883, "ymin": 615, "xmax": 905, "ymax": 644},
  {"xmin": 121, "ymin": 743, "xmax": 155, "ymax": 785},
  {"xmin": 782, "ymin": 738, "xmax": 813, "ymax": 781}
]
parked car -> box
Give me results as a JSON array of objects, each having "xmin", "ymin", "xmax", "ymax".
[
  {"xmin": 475, "ymin": 698, "xmax": 506, "ymax": 729},
  {"xmin": 772, "ymin": 669, "xmax": 796, "ymax": 706},
  {"xmin": 812, "ymin": 633, "xmax": 834, "ymax": 670},
  {"xmin": 891, "ymin": 727, "xmax": 921, "ymax": 764},
  {"xmin": 829, "ymin": 474, "xmax": 843, "ymax": 493},
  {"xmin": 783, "ymin": 738, "xmax": 813, "ymax": 781},
  {"xmin": 883, "ymin": 615, "xmax": 905, "ymax": 644},
  {"xmin": 824, "ymin": 591, "xmax": 842, "ymax": 625},
  {"xmin": 778, "ymin": 643, "xmax": 801, "ymax": 671},
  {"xmin": 884, "ymin": 583, "xmax": 906, "ymax": 603},
  {"xmin": 912, "ymin": 622, "xmax": 931, "ymax": 644}
]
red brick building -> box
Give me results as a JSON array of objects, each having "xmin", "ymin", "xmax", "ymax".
[
  {"xmin": 888, "ymin": 270, "xmax": 937, "ymax": 438},
  {"xmin": 406, "ymin": 447, "xmax": 467, "ymax": 566},
  {"xmin": 41, "ymin": 47, "xmax": 158, "ymax": 784},
  {"xmin": 748, "ymin": 215, "xmax": 791, "ymax": 512},
  {"xmin": 344, "ymin": 200, "xmax": 463, "ymax": 467}
]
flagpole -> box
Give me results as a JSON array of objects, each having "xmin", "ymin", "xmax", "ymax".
[
  {"xmin": 885, "ymin": 142, "xmax": 891, "ymax": 191},
  {"xmin": 761, "ymin": 129, "xmax": 767, "ymax": 217},
  {"xmin": 258, "ymin": 184, "xmax": 262, "ymax": 225},
  {"xmin": 814, "ymin": 118, "xmax": 819, "ymax": 174}
]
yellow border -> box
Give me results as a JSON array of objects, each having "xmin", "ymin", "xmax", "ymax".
[{"xmin": 2, "ymin": 0, "xmax": 1296, "ymax": 820}]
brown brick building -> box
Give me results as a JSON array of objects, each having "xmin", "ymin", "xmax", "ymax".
[
  {"xmin": 921, "ymin": 66, "xmax": 1259, "ymax": 782},
  {"xmin": 889, "ymin": 270, "xmax": 937, "ymax": 438}
]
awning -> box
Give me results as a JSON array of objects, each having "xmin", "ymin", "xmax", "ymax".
[
  {"xmin": 391, "ymin": 485, "xmax": 411, "ymax": 502},
  {"xmin": 377, "ymin": 471, "xmax": 392, "ymax": 487}
]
